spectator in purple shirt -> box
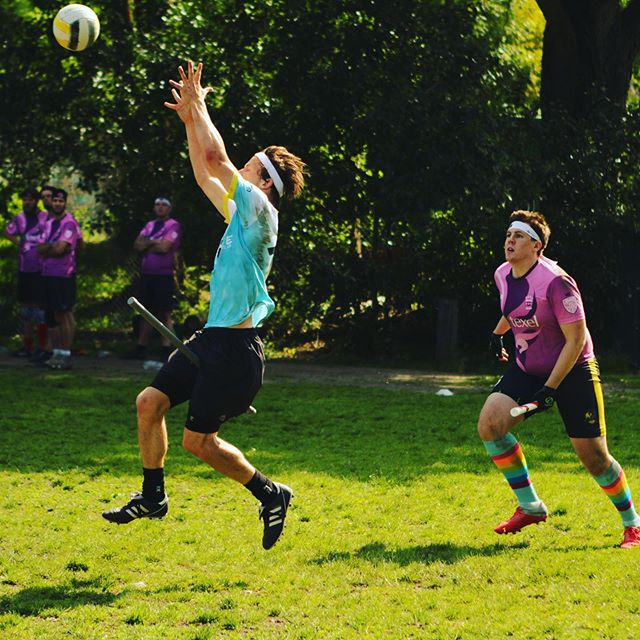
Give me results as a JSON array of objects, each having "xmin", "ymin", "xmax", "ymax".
[
  {"xmin": 36, "ymin": 188, "xmax": 83, "ymax": 370},
  {"xmin": 129, "ymin": 196, "xmax": 181, "ymax": 361},
  {"xmin": 4, "ymin": 187, "xmax": 49, "ymax": 357}
]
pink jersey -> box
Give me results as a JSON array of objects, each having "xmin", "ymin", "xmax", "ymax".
[
  {"xmin": 5, "ymin": 210, "xmax": 49, "ymax": 273},
  {"xmin": 40, "ymin": 212, "xmax": 83, "ymax": 277},
  {"xmin": 494, "ymin": 255, "xmax": 594, "ymax": 378},
  {"xmin": 138, "ymin": 217, "xmax": 181, "ymax": 275}
]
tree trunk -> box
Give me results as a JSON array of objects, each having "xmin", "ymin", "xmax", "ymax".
[{"xmin": 536, "ymin": 0, "xmax": 640, "ymax": 117}]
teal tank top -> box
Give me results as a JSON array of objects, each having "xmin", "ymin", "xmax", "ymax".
[{"xmin": 205, "ymin": 174, "xmax": 278, "ymax": 328}]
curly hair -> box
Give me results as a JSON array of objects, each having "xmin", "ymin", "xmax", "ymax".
[
  {"xmin": 259, "ymin": 145, "xmax": 307, "ymax": 203},
  {"xmin": 509, "ymin": 210, "xmax": 550, "ymax": 254}
]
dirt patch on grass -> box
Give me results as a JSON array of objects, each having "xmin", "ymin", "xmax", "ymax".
[{"xmin": 0, "ymin": 350, "xmax": 491, "ymax": 394}]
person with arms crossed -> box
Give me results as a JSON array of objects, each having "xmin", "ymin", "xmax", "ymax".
[
  {"xmin": 4, "ymin": 187, "xmax": 49, "ymax": 358},
  {"xmin": 130, "ymin": 196, "xmax": 181, "ymax": 362},
  {"xmin": 37, "ymin": 188, "xmax": 83, "ymax": 371},
  {"xmin": 40, "ymin": 185, "xmax": 56, "ymax": 216},
  {"xmin": 103, "ymin": 61, "xmax": 306, "ymax": 550},
  {"xmin": 479, "ymin": 210, "xmax": 640, "ymax": 548}
]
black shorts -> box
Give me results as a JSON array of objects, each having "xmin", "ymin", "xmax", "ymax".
[
  {"xmin": 493, "ymin": 359, "xmax": 606, "ymax": 438},
  {"xmin": 17, "ymin": 271, "xmax": 43, "ymax": 304},
  {"xmin": 139, "ymin": 274, "xmax": 176, "ymax": 312},
  {"xmin": 42, "ymin": 275, "xmax": 76, "ymax": 327},
  {"xmin": 150, "ymin": 327, "xmax": 265, "ymax": 433}
]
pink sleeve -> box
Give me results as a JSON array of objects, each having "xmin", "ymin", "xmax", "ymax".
[
  {"xmin": 6, "ymin": 216, "xmax": 19, "ymax": 235},
  {"xmin": 60, "ymin": 220, "xmax": 79, "ymax": 248},
  {"xmin": 139, "ymin": 221, "xmax": 152, "ymax": 237},
  {"xmin": 166, "ymin": 221, "xmax": 181, "ymax": 245},
  {"xmin": 548, "ymin": 275, "xmax": 586, "ymax": 324}
]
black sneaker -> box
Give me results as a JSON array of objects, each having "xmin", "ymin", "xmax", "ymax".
[
  {"xmin": 12, "ymin": 347, "xmax": 31, "ymax": 358},
  {"xmin": 102, "ymin": 491, "xmax": 168, "ymax": 524},
  {"xmin": 259, "ymin": 483, "xmax": 292, "ymax": 550}
]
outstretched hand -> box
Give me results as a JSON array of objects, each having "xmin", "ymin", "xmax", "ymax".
[{"xmin": 164, "ymin": 60, "xmax": 213, "ymax": 122}]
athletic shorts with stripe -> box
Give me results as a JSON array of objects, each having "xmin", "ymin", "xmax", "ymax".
[
  {"xmin": 493, "ymin": 358, "xmax": 606, "ymax": 438},
  {"xmin": 150, "ymin": 327, "xmax": 264, "ymax": 434}
]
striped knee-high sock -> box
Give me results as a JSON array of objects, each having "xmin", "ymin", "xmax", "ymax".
[
  {"xmin": 483, "ymin": 433, "xmax": 546, "ymax": 515},
  {"xmin": 593, "ymin": 459, "xmax": 640, "ymax": 528}
]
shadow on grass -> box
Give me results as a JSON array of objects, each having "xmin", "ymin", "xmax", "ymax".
[
  {"xmin": 1, "ymin": 365, "xmax": 638, "ymax": 480},
  {"xmin": 0, "ymin": 578, "xmax": 117, "ymax": 616},
  {"xmin": 310, "ymin": 540, "xmax": 529, "ymax": 567}
]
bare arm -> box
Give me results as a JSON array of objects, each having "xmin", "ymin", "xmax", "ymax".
[
  {"xmin": 134, "ymin": 236, "xmax": 173, "ymax": 253},
  {"xmin": 38, "ymin": 241, "xmax": 70, "ymax": 257},
  {"xmin": 164, "ymin": 61, "xmax": 237, "ymax": 219},
  {"xmin": 544, "ymin": 319, "xmax": 587, "ymax": 389},
  {"xmin": 492, "ymin": 316, "xmax": 511, "ymax": 335}
]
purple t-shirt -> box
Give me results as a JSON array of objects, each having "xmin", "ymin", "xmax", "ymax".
[
  {"xmin": 494, "ymin": 255, "xmax": 595, "ymax": 378},
  {"xmin": 5, "ymin": 210, "xmax": 49, "ymax": 273},
  {"xmin": 138, "ymin": 217, "xmax": 181, "ymax": 275},
  {"xmin": 41, "ymin": 212, "xmax": 83, "ymax": 278}
]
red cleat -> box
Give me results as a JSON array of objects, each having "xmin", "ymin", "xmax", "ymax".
[
  {"xmin": 494, "ymin": 506, "xmax": 547, "ymax": 534},
  {"xmin": 620, "ymin": 526, "xmax": 640, "ymax": 549}
]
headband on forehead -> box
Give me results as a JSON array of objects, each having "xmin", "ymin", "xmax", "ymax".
[
  {"xmin": 155, "ymin": 197, "xmax": 171, "ymax": 207},
  {"xmin": 255, "ymin": 152, "xmax": 284, "ymax": 196},
  {"xmin": 509, "ymin": 220, "xmax": 541, "ymax": 242}
]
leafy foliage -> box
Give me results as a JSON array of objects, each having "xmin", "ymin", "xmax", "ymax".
[{"xmin": 1, "ymin": 1, "xmax": 640, "ymax": 361}]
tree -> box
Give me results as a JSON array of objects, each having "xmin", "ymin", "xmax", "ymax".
[{"xmin": 536, "ymin": 0, "xmax": 640, "ymax": 116}]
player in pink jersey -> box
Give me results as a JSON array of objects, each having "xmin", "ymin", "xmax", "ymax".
[
  {"xmin": 128, "ymin": 196, "xmax": 181, "ymax": 361},
  {"xmin": 4, "ymin": 187, "xmax": 49, "ymax": 357},
  {"xmin": 478, "ymin": 210, "xmax": 640, "ymax": 549},
  {"xmin": 36, "ymin": 188, "xmax": 83, "ymax": 370}
]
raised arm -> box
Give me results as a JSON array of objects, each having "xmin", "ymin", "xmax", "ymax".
[{"xmin": 165, "ymin": 61, "xmax": 237, "ymax": 218}]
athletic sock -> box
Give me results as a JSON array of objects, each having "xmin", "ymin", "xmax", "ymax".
[
  {"xmin": 593, "ymin": 459, "xmax": 640, "ymax": 527},
  {"xmin": 37, "ymin": 323, "xmax": 48, "ymax": 350},
  {"xmin": 244, "ymin": 470, "xmax": 277, "ymax": 504},
  {"xmin": 59, "ymin": 349, "xmax": 71, "ymax": 357},
  {"xmin": 142, "ymin": 467, "xmax": 165, "ymax": 502},
  {"xmin": 483, "ymin": 433, "xmax": 546, "ymax": 515}
]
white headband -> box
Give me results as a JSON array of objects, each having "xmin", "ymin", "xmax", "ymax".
[
  {"xmin": 255, "ymin": 152, "xmax": 284, "ymax": 197},
  {"xmin": 509, "ymin": 221, "xmax": 541, "ymax": 242},
  {"xmin": 155, "ymin": 197, "xmax": 172, "ymax": 206}
]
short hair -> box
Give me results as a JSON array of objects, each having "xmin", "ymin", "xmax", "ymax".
[
  {"xmin": 21, "ymin": 187, "xmax": 40, "ymax": 199},
  {"xmin": 259, "ymin": 145, "xmax": 306, "ymax": 203},
  {"xmin": 40, "ymin": 185, "xmax": 56, "ymax": 195},
  {"xmin": 52, "ymin": 188, "xmax": 68, "ymax": 201},
  {"xmin": 509, "ymin": 210, "xmax": 550, "ymax": 254}
]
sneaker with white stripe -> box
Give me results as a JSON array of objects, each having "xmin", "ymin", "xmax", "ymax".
[
  {"xmin": 259, "ymin": 482, "xmax": 292, "ymax": 550},
  {"xmin": 102, "ymin": 491, "xmax": 168, "ymax": 524}
]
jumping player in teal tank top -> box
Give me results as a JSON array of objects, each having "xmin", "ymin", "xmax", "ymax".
[
  {"xmin": 478, "ymin": 210, "xmax": 640, "ymax": 549},
  {"xmin": 102, "ymin": 61, "xmax": 306, "ymax": 551}
]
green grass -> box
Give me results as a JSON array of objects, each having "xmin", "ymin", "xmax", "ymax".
[{"xmin": 1, "ymin": 365, "xmax": 640, "ymax": 639}]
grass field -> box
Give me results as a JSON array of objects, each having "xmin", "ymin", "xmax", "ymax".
[{"xmin": 1, "ymin": 361, "xmax": 640, "ymax": 639}]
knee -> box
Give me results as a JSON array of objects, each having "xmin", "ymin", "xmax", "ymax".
[
  {"xmin": 182, "ymin": 430, "xmax": 216, "ymax": 458},
  {"xmin": 477, "ymin": 413, "xmax": 506, "ymax": 442},
  {"xmin": 136, "ymin": 388, "xmax": 168, "ymax": 421},
  {"xmin": 583, "ymin": 452, "xmax": 612, "ymax": 476}
]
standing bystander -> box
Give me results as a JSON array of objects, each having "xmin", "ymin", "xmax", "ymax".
[
  {"xmin": 37, "ymin": 188, "xmax": 83, "ymax": 370},
  {"xmin": 129, "ymin": 197, "xmax": 181, "ymax": 361},
  {"xmin": 4, "ymin": 187, "xmax": 49, "ymax": 357}
]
